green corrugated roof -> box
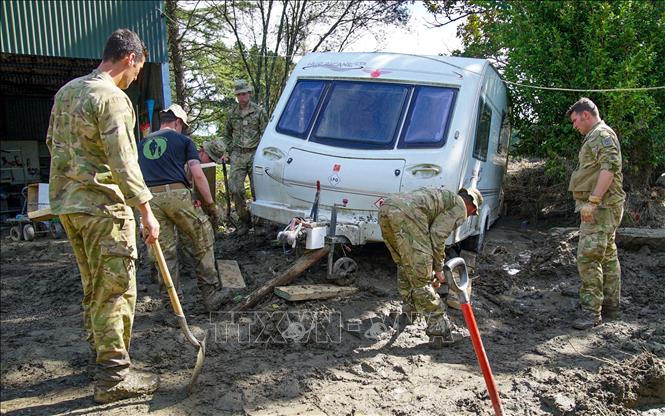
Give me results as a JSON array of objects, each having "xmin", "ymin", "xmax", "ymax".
[{"xmin": 1, "ymin": 0, "xmax": 168, "ymax": 63}]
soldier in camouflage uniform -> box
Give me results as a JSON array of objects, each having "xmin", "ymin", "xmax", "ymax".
[
  {"xmin": 378, "ymin": 187, "xmax": 483, "ymax": 346},
  {"xmin": 176, "ymin": 140, "xmax": 227, "ymax": 280},
  {"xmin": 219, "ymin": 79, "xmax": 268, "ymax": 236},
  {"xmin": 138, "ymin": 105, "xmax": 232, "ymax": 324},
  {"xmin": 46, "ymin": 29, "xmax": 160, "ymax": 403},
  {"xmin": 567, "ymin": 98, "xmax": 625, "ymax": 330}
]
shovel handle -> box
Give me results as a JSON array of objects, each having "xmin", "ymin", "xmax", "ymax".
[
  {"xmin": 151, "ymin": 240, "xmax": 185, "ymax": 317},
  {"xmin": 461, "ymin": 304, "xmax": 504, "ymax": 416},
  {"xmin": 444, "ymin": 257, "xmax": 470, "ymax": 303}
]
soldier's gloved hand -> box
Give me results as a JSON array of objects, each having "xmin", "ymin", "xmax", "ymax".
[
  {"xmin": 580, "ymin": 202, "xmax": 598, "ymax": 223},
  {"xmin": 203, "ymin": 202, "xmax": 221, "ymax": 227}
]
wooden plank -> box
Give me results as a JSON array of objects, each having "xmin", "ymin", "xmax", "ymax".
[
  {"xmin": 27, "ymin": 207, "xmax": 55, "ymax": 221},
  {"xmin": 274, "ymin": 284, "xmax": 358, "ymax": 301},
  {"xmin": 216, "ymin": 260, "xmax": 246, "ymax": 288}
]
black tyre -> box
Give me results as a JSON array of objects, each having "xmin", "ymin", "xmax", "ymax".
[
  {"xmin": 10, "ymin": 226, "xmax": 22, "ymax": 242},
  {"xmin": 50, "ymin": 222, "xmax": 64, "ymax": 239}
]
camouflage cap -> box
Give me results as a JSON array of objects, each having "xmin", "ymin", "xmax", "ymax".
[
  {"xmin": 234, "ymin": 79, "xmax": 252, "ymax": 94},
  {"xmin": 161, "ymin": 104, "xmax": 189, "ymax": 127},
  {"xmin": 461, "ymin": 187, "xmax": 484, "ymax": 211},
  {"xmin": 202, "ymin": 140, "xmax": 226, "ymax": 164}
]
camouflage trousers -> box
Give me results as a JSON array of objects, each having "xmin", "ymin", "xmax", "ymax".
[
  {"xmin": 60, "ymin": 213, "xmax": 137, "ymax": 382},
  {"xmin": 577, "ymin": 205, "xmax": 624, "ymax": 314},
  {"xmin": 147, "ymin": 188, "xmax": 218, "ymax": 301},
  {"xmin": 379, "ymin": 205, "xmax": 445, "ymax": 324},
  {"xmin": 229, "ymin": 149, "xmax": 256, "ymax": 225}
]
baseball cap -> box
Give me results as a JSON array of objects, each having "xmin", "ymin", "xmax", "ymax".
[{"xmin": 161, "ymin": 104, "xmax": 189, "ymax": 127}]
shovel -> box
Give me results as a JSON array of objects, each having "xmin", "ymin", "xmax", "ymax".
[
  {"xmin": 151, "ymin": 240, "xmax": 207, "ymax": 394},
  {"xmin": 444, "ymin": 257, "xmax": 504, "ymax": 416},
  {"xmin": 221, "ymin": 159, "xmax": 236, "ymax": 228}
]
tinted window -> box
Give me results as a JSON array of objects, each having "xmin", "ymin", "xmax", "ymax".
[
  {"xmin": 399, "ymin": 86, "xmax": 456, "ymax": 148},
  {"xmin": 312, "ymin": 82, "xmax": 408, "ymax": 149},
  {"xmin": 497, "ymin": 111, "xmax": 510, "ymax": 155},
  {"xmin": 277, "ymin": 80, "xmax": 325, "ymax": 137},
  {"xmin": 473, "ymin": 98, "xmax": 492, "ymax": 161}
]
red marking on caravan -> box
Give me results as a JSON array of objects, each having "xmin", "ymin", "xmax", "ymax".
[{"xmin": 333, "ymin": 164, "xmax": 341, "ymax": 172}]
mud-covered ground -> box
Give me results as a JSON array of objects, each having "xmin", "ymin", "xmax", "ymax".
[
  {"xmin": 2, "ymin": 158, "xmax": 665, "ymax": 415},
  {"xmin": 2, "ymin": 210, "xmax": 664, "ymax": 415}
]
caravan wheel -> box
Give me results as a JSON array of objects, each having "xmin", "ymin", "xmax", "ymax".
[
  {"xmin": 50, "ymin": 222, "xmax": 64, "ymax": 239},
  {"xmin": 462, "ymin": 216, "xmax": 487, "ymax": 254},
  {"xmin": 10, "ymin": 226, "xmax": 22, "ymax": 241},
  {"xmin": 23, "ymin": 224, "xmax": 35, "ymax": 241}
]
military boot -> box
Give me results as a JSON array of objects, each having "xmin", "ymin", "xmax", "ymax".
[
  {"xmin": 202, "ymin": 286, "xmax": 233, "ymax": 312},
  {"xmin": 235, "ymin": 220, "xmax": 251, "ymax": 237},
  {"xmin": 401, "ymin": 303, "xmax": 419, "ymax": 325},
  {"xmin": 602, "ymin": 303, "xmax": 621, "ymax": 320},
  {"xmin": 158, "ymin": 307, "xmax": 179, "ymax": 328},
  {"xmin": 572, "ymin": 309, "xmax": 602, "ymax": 330},
  {"xmin": 426, "ymin": 313, "xmax": 469, "ymax": 348},
  {"xmin": 94, "ymin": 371, "xmax": 160, "ymax": 404}
]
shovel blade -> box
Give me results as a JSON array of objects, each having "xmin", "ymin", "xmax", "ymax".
[{"xmin": 187, "ymin": 333, "xmax": 207, "ymax": 394}]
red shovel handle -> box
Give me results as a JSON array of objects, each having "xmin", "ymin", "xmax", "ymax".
[
  {"xmin": 445, "ymin": 257, "xmax": 503, "ymax": 416},
  {"xmin": 461, "ymin": 303, "xmax": 504, "ymax": 416}
]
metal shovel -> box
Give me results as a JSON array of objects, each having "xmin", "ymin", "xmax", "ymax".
[
  {"xmin": 444, "ymin": 257, "xmax": 504, "ymax": 416},
  {"xmin": 151, "ymin": 240, "xmax": 207, "ymax": 394}
]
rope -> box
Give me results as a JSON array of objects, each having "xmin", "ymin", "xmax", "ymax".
[{"xmin": 502, "ymin": 80, "xmax": 665, "ymax": 93}]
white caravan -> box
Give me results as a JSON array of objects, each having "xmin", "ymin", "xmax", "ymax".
[{"xmin": 251, "ymin": 52, "xmax": 510, "ymax": 251}]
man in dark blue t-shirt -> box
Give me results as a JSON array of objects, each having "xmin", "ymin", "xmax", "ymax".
[{"xmin": 138, "ymin": 104, "xmax": 231, "ymax": 318}]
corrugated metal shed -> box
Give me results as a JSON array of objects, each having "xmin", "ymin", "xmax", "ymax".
[{"xmin": 1, "ymin": 0, "xmax": 167, "ymax": 63}]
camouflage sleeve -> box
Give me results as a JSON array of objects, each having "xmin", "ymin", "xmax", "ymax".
[
  {"xmin": 223, "ymin": 113, "xmax": 233, "ymax": 151},
  {"xmin": 429, "ymin": 205, "xmax": 465, "ymax": 271},
  {"xmin": 260, "ymin": 107, "xmax": 268, "ymax": 132},
  {"xmin": 98, "ymin": 95, "xmax": 152, "ymax": 207},
  {"xmin": 596, "ymin": 133, "xmax": 621, "ymax": 172},
  {"xmin": 45, "ymin": 104, "xmax": 55, "ymax": 150}
]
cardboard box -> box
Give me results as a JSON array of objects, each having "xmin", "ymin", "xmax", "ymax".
[
  {"xmin": 27, "ymin": 183, "xmax": 50, "ymax": 212},
  {"xmin": 191, "ymin": 162, "xmax": 217, "ymax": 202}
]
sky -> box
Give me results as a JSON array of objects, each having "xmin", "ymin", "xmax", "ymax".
[{"xmin": 346, "ymin": 2, "xmax": 464, "ymax": 56}]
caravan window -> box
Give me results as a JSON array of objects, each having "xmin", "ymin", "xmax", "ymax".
[
  {"xmin": 277, "ymin": 79, "xmax": 458, "ymax": 150},
  {"xmin": 473, "ymin": 98, "xmax": 492, "ymax": 161},
  {"xmin": 312, "ymin": 82, "xmax": 408, "ymax": 149},
  {"xmin": 276, "ymin": 80, "xmax": 326, "ymax": 138},
  {"xmin": 497, "ymin": 111, "xmax": 511, "ymax": 155},
  {"xmin": 398, "ymin": 86, "xmax": 456, "ymax": 148}
]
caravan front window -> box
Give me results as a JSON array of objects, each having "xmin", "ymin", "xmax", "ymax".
[
  {"xmin": 276, "ymin": 79, "xmax": 458, "ymax": 150},
  {"xmin": 312, "ymin": 82, "xmax": 408, "ymax": 149},
  {"xmin": 276, "ymin": 80, "xmax": 325, "ymax": 137},
  {"xmin": 399, "ymin": 86, "xmax": 456, "ymax": 148}
]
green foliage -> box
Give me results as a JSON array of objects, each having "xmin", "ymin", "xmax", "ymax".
[
  {"xmin": 170, "ymin": 0, "xmax": 410, "ymax": 138},
  {"xmin": 434, "ymin": 1, "xmax": 665, "ymax": 188}
]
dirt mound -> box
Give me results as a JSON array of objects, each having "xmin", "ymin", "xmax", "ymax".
[{"xmin": 504, "ymin": 157, "xmax": 665, "ymax": 228}]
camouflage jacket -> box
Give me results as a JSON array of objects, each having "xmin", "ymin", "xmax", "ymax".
[
  {"xmin": 383, "ymin": 188, "xmax": 467, "ymax": 271},
  {"xmin": 222, "ymin": 102, "xmax": 268, "ymax": 152},
  {"xmin": 46, "ymin": 69, "xmax": 152, "ymax": 218},
  {"xmin": 568, "ymin": 121, "xmax": 625, "ymax": 209}
]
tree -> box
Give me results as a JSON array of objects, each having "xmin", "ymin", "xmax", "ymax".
[
  {"xmin": 427, "ymin": 0, "xmax": 665, "ymax": 188},
  {"xmin": 168, "ymin": 0, "xmax": 410, "ymax": 136}
]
